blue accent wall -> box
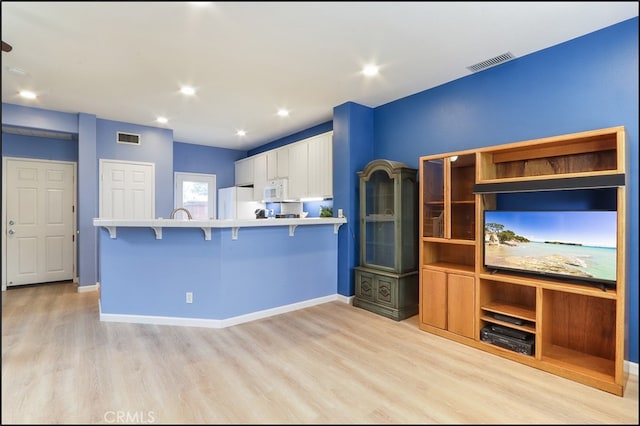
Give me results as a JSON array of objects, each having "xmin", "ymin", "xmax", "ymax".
[
  {"xmin": 372, "ymin": 18, "xmax": 638, "ymax": 363},
  {"xmin": 98, "ymin": 225, "xmax": 339, "ymax": 319},
  {"xmin": 173, "ymin": 141, "xmax": 246, "ymax": 190},
  {"xmin": 2, "ymin": 133, "xmax": 78, "ymax": 161}
]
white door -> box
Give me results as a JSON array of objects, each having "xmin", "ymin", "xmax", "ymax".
[
  {"xmin": 100, "ymin": 160, "xmax": 154, "ymax": 219},
  {"xmin": 174, "ymin": 172, "xmax": 216, "ymax": 219},
  {"xmin": 4, "ymin": 158, "xmax": 76, "ymax": 287}
]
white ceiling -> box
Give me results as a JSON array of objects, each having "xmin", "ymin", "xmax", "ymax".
[{"xmin": 2, "ymin": 2, "xmax": 638, "ymax": 151}]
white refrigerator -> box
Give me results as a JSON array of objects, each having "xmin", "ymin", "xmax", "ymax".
[{"xmin": 217, "ymin": 186, "xmax": 264, "ymax": 220}]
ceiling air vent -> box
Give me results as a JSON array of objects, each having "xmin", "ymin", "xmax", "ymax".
[
  {"xmin": 116, "ymin": 131, "xmax": 141, "ymax": 145},
  {"xmin": 467, "ymin": 52, "xmax": 515, "ymax": 73}
]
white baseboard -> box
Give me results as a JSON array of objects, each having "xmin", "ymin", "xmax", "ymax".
[
  {"xmin": 77, "ymin": 282, "xmax": 100, "ymax": 293},
  {"xmin": 99, "ymin": 293, "xmax": 340, "ymax": 329},
  {"xmin": 626, "ymin": 360, "xmax": 638, "ymax": 376}
]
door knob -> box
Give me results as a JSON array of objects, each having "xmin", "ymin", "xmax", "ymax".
[{"xmin": 8, "ymin": 229, "xmax": 15, "ymax": 235}]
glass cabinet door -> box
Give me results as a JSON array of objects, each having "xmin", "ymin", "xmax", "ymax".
[
  {"xmin": 422, "ymin": 159, "xmax": 445, "ymax": 238},
  {"xmin": 363, "ymin": 170, "xmax": 396, "ymax": 270},
  {"xmin": 450, "ymin": 154, "xmax": 476, "ymax": 240}
]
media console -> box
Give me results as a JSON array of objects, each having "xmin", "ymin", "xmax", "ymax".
[{"xmin": 418, "ymin": 126, "xmax": 628, "ymax": 396}]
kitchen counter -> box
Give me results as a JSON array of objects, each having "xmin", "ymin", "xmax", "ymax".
[
  {"xmin": 93, "ymin": 216, "xmax": 348, "ymax": 328},
  {"xmin": 93, "ymin": 216, "xmax": 347, "ymax": 240}
]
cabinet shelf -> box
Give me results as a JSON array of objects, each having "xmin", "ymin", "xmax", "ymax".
[
  {"xmin": 480, "ymin": 315, "xmax": 536, "ymax": 334},
  {"xmin": 422, "ymin": 262, "xmax": 475, "ymax": 275},
  {"xmin": 481, "ymin": 301, "xmax": 536, "ymax": 323},
  {"xmin": 541, "ymin": 345, "xmax": 616, "ymax": 382},
  {"xmin": 364, "ymin": 214, "xmax": 395, "ymax": 222},
  {"xmin": 477, "ymin": 272, "xmax": 618, "ymax": 299}
]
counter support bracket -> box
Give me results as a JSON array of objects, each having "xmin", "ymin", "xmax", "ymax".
[
  {"xmin": 202, "ymin": 227, "xmax": 211, "ymax": 240},
  {"xmin": 105, "ymin": 226, "xmax": 117, "ymax": 239},
  {"xmin": 152, "ymin": 227, "xmax": 163, "ymax": 240}
]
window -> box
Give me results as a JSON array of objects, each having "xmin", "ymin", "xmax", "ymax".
[{"xmin": 174, "ymin": 172, "xmax": 216, "ymax": 220}]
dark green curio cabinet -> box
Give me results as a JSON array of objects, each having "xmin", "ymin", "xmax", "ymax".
[{"xmin": 354, "ymin": 159, "xmax": 419, "ymax": 321}]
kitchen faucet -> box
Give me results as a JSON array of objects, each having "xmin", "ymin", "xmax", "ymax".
[{"xmin": 170, "ymin": 207, "xmax": 192, "ymax": 220}]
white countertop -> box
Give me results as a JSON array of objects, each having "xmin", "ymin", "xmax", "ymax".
[
  {"xmin": 93, "ymin": 217, "xmax": 346, "ymax": 228},
  {"xmin": 93, "ymin": 217, "xmax": 347, "ymax": 240}
]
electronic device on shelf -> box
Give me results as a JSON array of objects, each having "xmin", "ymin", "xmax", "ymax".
[
  {"xmin": 490, "ymin": 324, "xmax": 531, "ymax": 340},
  {"xmin": 493, "ymin": 313, "xmax": 525, "ymax": 325},
  {"xmin": 480, "ymin": 326, "xmax": 535, "ymax": 355}
]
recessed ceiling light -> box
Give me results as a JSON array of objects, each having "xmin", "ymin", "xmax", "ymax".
[
  {"xmin": 277, "ymin": 109, "xmax": 289, "ymax": 117},
  {"xmin": 180, "ymin": 86, "xmax": 195, "ymax": 96},
  {"xmin": 157, "ymin": 117, "xmax": 168, "ymax": 124},
  {"xmin": 236, "ymin": 130, "xmax": 246, "ymax": 136},
  {"xmin": 19, "ymin": 90, "xmax": 37, "ymax": 99},
  {"xmin": 362, "ymin": 64, "xmax": 379, "ymax": 76}
]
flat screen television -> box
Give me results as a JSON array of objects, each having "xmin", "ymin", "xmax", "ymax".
[{"xmin": 483, "ymin": 210, "xmax": 617, "ymax": 289}]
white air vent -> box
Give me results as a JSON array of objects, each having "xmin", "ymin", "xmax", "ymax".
[
  {"xmin": 467, "ymin": 52, "xmax": 515, "ymax": 73},
  {"xmin": 117, "ymin": 131, "xmax": 141, "ymax": 145}
]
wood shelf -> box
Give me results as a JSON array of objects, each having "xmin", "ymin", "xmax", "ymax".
[{"xmin": 481, "ymin": 301, "xmax": 536, "ymax": 323}]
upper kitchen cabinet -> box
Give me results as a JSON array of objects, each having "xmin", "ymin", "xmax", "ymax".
[
  {"xmin": 235, "ymin": 131, "xmax": 333, "ymax": 201},
  {"xmin": 252, "ymin": 153, "xmax": 268, "ymax": 201},
  {"xmin": 235, "ymin": 157, "xmax": 254, "ymax": 187},
  {"xmin": 288, "ymin": 131, "xmax": 333, "ymax": 200},
  {"xmin": 267, "ymin": 147, "xmax": 289, "ymax": 180},
  {"xmin": 308, "ymin": 132, "xmax": 333, "ymax": 199}
]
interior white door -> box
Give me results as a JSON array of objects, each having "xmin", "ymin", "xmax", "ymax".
[
  {"xmin": 174, "ymin": 172, "xmax": 216, "ymax": 220},
  {"xmin": 5, "ymin": 159, "xmax": 76, "ymax": 286},
  {"xmin": 100, "ymin": 160, "xmax": 154, "ymax": 219}
]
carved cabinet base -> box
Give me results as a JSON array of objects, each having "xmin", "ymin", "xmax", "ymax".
[{"xmin": 353, "ymin": 266, "xmax": 419, "ymax": 321}]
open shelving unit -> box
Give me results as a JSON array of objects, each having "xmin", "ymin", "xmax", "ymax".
[{"xmin": 418, "ymin": 126, "xmax": 628, "ymax": 396}]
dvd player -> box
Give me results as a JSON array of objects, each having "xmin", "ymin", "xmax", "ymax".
[{"xmin": 480, "ymin": 326, "xmax": 535, "ymax": 355}]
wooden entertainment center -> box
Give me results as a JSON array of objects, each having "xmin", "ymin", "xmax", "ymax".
[{"xmin": 418, "ymin": 126, "xmax": 628, "ymax": 396}]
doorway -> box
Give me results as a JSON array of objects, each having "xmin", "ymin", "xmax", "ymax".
[{"xmin": 3, "ymin": 158, "xmax": 77, "ymax": 289}]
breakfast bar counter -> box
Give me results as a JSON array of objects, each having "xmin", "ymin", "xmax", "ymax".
[{"xmin": 93, "ymin": 217, "xmax": 347, "ymax": 328}]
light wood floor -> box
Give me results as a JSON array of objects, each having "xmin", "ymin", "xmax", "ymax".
[{"xmin": 2, "ymin": 282, "xmax": 638, "ymax": 424}]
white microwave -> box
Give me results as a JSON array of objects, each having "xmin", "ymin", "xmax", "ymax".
[{"xmin": 263, "ymin": 179, "xmax": 288, "ymax": 202}]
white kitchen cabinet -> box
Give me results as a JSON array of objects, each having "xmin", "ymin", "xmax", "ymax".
[
  {"xmin": 288, "ymin": 141, "xmax": 309, "ymax": 199},
  {"xmin": 288, "ymin": 132, "xmax": 333, "ymax": 200},
  {"xmin": 236, "ymin": 131, "xmax": 333, "ymax": 201},
  {"xmin": 252, "ymin": 153, "xmax": 268, "ymax": 201},
  {"xmin": 307, "ymin": 133, "xmax": 333, "ymax": 198},
  {"xmin": 267, "ymin": 147, "xmax": 289, "ymax": 180},
  {"xmin": 234, "ymin": 157, "xmax": 254, "ymax": 186}
]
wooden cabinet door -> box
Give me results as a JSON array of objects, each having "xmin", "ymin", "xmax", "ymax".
[
  {"xmin": 447, "ymin": 273, "xmax": 475, "ymax": 338},
  {"xmin": 421, "ymin": 268, "xmax": 447, "ymax": 329}
]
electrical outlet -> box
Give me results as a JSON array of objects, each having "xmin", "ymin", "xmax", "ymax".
[{"xmin": 186, "ymin": 292, "xmax": 193, "ymax": 304}]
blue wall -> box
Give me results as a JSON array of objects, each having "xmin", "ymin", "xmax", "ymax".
[
  {"xmin": 173, "ymin": 141, "xmax": 247, "ymax": 190},
  {"xmin": 1, "ymin": 17, "xmax": 637, "ymax": 362},
  {"xmin": 2, "ymin": 133, "xmax": 78, "ymax": 161},
  {"xmin": 371, "ymin": 17, "xmax": 638, "ymax": 363}
]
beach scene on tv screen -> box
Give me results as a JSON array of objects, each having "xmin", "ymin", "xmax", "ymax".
[{"xmin": 484, "ymin": 211, "xmax": 616, "ymax": 282}]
